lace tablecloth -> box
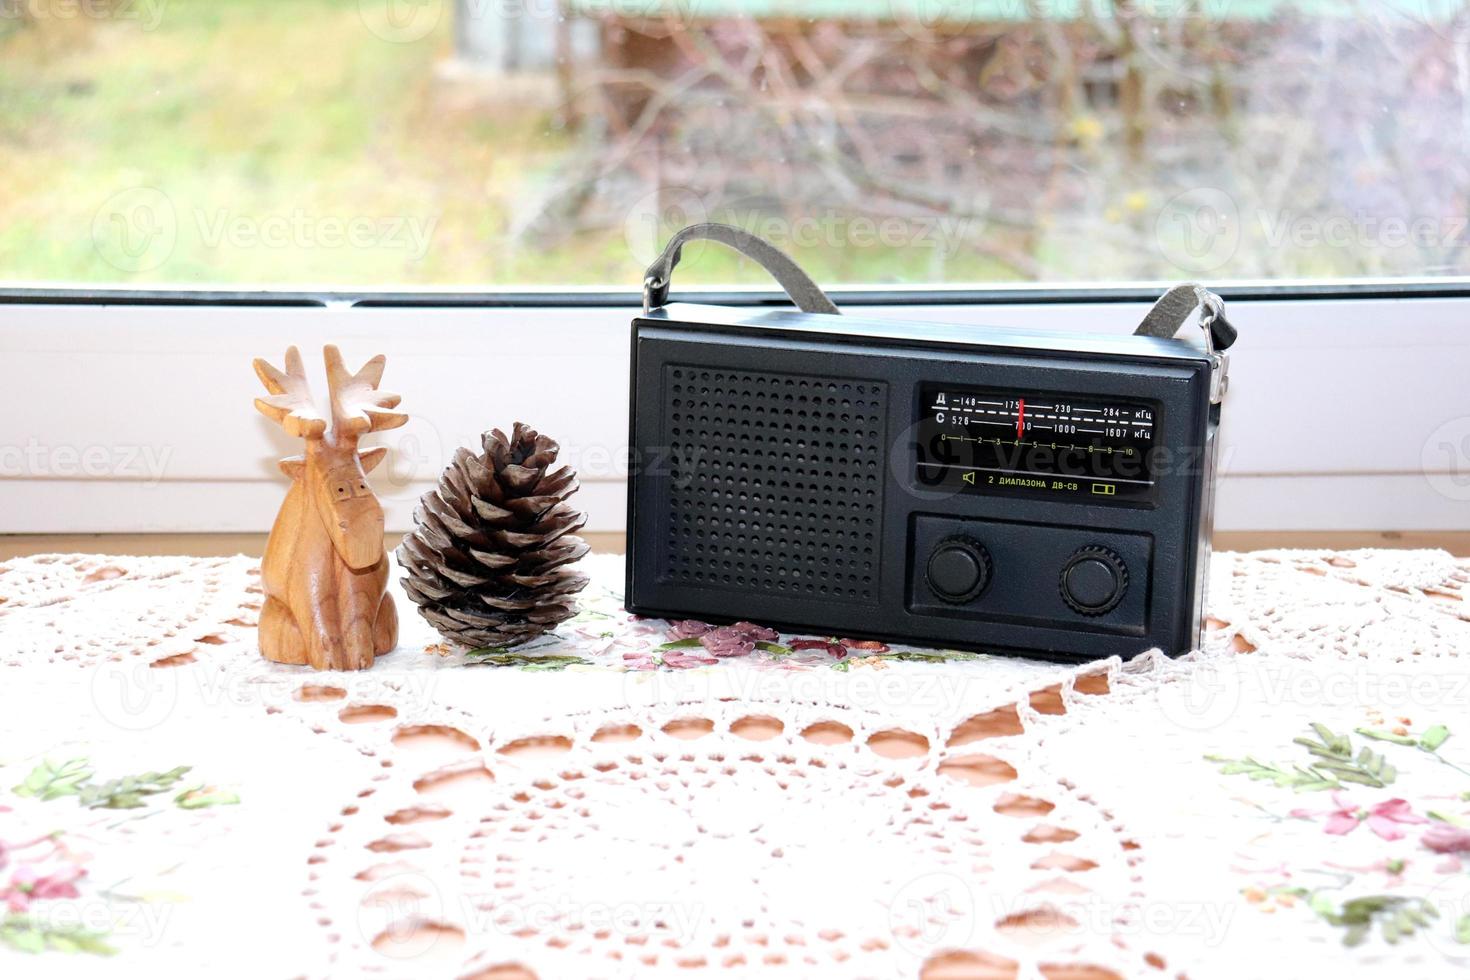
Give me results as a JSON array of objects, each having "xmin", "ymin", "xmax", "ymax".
[{"xmin": 1, "ymin": 549, "xmax": 1468, "ymax": 979}]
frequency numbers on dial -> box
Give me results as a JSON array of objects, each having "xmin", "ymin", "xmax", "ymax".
[{"xmin": 930, "ymin": 392, "xmax": 1154, "ymax": 443}]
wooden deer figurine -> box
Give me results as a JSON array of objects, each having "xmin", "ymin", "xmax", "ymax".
[{"xmin": 252, "ymin": 345, "xmax": 406, "ymax": 670}]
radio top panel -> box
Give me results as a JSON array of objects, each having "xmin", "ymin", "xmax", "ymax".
[{"xmin": 641, "ymin": 302, "xmax": 1220, "ymax": 366}]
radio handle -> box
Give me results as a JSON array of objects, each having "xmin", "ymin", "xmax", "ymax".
[
  {"xmin": 1134, "ymin": 282, "xmax": 1237, "ymax": 352},
  {"xmin": 1135, "ymin": 282, "xmax": 1236, "ymax": 406},
  {"xmin": 643, "ymin": 223, "xmax": 841, "ymax": 316}
]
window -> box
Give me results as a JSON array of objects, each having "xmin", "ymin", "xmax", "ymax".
[{"xmin": 3, "ymin": 0, "xmax": 1466, "ymax": 289}]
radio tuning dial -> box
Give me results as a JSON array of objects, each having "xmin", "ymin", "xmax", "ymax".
[
  {"xmin": 1060, "ymin": 545, "xmax": 1129, "ymax": 616},
  {"xmin": 926, "ymin": 537, "xmax": 992, "ymax": 604}
]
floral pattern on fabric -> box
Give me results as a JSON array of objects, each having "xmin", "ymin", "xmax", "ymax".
[
  {"xmin": 1210, "ymin": 720, "xmax": 1470, "ymax": 949},
  {"xmin": 1, "ymin": 758, "xmax": 238, "ymax": 958},
  {"xmin": 454, "ymin": 575, "xmax": 991, "ymax": 674}
]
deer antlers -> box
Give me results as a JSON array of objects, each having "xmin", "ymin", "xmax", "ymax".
[
  {"xmin": 253, "ymin": 347, "xmax": 328, "ymax": 439},
  {"xmin": 254, "ymin": 345, "xmax": 406, "ymax": 442},
  {"xmin": 324, "ymin": 345, "xmax": 408, "ymax": 438}
]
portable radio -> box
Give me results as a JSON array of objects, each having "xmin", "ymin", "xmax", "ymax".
[{"xmin": 625, "ymin": 225, "xmax": 1237, "ymax": 661}]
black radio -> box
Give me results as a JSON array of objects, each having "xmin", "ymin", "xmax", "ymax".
[{"xmin": 625, "ymin": 225, "xmax": 1237, "ymax": 661}]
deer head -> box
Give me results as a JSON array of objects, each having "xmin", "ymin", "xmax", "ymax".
[{"xmin": 253, "ymin": 345, "xmax": 407, "ymax": 570}]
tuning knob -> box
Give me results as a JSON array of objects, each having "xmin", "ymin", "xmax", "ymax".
[
  {"xmin": 1060, "ymin": 545, "xmax": 1128, "ymax": 616},
  {"xmin": 925, "ymin": 536, "xmax": 992, "ymax": 604}
]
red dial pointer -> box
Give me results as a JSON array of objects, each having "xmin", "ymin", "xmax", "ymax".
[{"xmin": 1016, "ymin": 398, "xmax": 1025, "ymax": 439}]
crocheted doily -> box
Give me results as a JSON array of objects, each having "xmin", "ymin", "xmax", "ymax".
[{"xmin": 1, "ymin": 548, "xmax": 1467, "ymax": 980}]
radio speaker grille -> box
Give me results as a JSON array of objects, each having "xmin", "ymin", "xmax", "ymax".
[{"xmin": 662, "ymin": 366, "xmax": 887, "ymax": 602}]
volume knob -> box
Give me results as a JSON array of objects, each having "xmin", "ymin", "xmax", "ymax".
[
  {"xmin": 1060, "ymin": 546, "xmax": 1128, "ymax": 616},
  {"xmin": 926, "ymin": 537, "xmax": 992, "ymax": 604}
]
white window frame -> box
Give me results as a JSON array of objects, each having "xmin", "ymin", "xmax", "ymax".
[{"xmin": 1, "ymin": 282, "xmax": 1466, "ymax": 535}]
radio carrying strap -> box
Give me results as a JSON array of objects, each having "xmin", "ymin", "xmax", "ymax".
[
  {"xmin": 642, "ymin": 222, "xmax": 841, "ymax": 315},
  {"xmin": 644, "ymin": 223, "xmax": 1236, "ymax": 366},
  {"xmin": 1133, "ymin": 282, "xmax": 1237, "ymax": 353},
  {"xmin": 1134, "ymin": 282, "xmax": 1236, "ymax": 405}
]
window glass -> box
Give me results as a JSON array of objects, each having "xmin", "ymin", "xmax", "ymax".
[{"xmin": 1, "ymin": 0, "xmax": 1463, "ymax": 287}]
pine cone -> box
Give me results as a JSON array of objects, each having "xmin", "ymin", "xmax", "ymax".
[{"xmin": 397, "ymin": 423, "xmax": 590, "ymax": 649}]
